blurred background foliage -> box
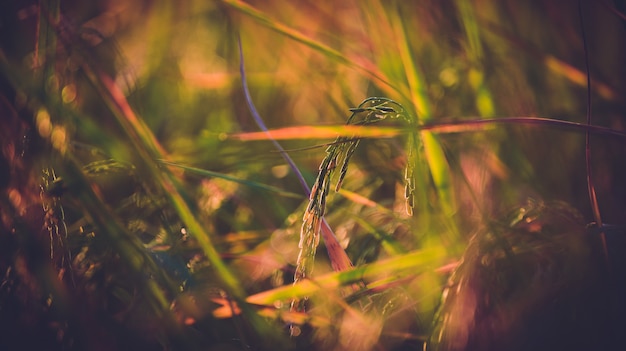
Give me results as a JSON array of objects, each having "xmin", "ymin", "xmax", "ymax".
[{"xmin": 0, "ymin": 0, "xmax": 625, "ymax": 350}]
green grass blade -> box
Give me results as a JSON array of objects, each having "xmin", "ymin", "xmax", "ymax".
[
  {"xmin": 159, "ymin": 160, "xmax": 304, "ymax": 199},
  {"xmin": 83, "ymin": 68, "xmax": 290, "ymax": 347},
  {"xmin": 456, "ymin": 0, "xmax": 496, "ymax": 117},
  {"xmin": 79, "ymin": 64, "xmax": 250, "ymax": 298},
  {"xmin": 222, "ymin": 0, "xmax": 402, "ymax": 98},
  {"xmin": 388, "ymin": 6, "xmax": 457, "ymax": 216},
  {"xmin": 227, "ymin": 246, "xmax": 446, "ymax": 308}
]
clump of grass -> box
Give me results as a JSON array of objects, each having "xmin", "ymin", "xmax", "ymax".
[
  {"xmin": 426, "ymin": 200, "xmax": 612, "ymax": 351},
  {"xmin": 1, "ymin": 1, "xmax": 625, "ymax": 350}
]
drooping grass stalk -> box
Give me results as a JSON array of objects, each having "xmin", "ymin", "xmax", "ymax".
[
  {"xmin": 388, "ymin": 5, "xmax": 456, "ymax": 217},
  {"xmin": 237, "ymin": 37, "xmax": 355, "ymax": 278},
  {"xmin": 291, "ymin": 98, "xmax": 409, "ymax": 313}
]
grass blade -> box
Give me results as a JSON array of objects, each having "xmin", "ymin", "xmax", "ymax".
[
  {"xmin": 215, "ymin": 246, "xmax": 446, "ymax": 313},
  {"xmin": 388, "ymin": 3, "xmax": 457, "ymax": 216},
  {"xmin": 224, "ymin": 0, "xmax": 402, "ymax": 99},
  {"xmin": 232, "ymin": 125, "xmax": 404, "ymax": 141},
  {"xmin": 159, "ymin": 160, "xmax": 304, "ymax": 199}
]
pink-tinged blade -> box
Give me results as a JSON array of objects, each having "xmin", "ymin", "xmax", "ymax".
[{"xmin": 320, "ymin": 219, "xmax": 353, "ymax": 272}]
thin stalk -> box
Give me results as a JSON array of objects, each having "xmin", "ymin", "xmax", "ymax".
[
  {"xmin": 578, "ymin": 0, "xmax": 603, "ymax": 227},
  {"xmin": 578, "ymin": 0, "xmax": 609, "ymax": 267}
]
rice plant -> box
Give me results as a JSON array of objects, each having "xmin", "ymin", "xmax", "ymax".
[{"xmin": 1, "ymin": 1, "xmax": 625, "ymax": 350}]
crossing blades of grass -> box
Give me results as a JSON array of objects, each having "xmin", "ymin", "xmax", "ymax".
[{"xmin": 213, "ymin": 246, "xmax": 446, "ymax": 317}]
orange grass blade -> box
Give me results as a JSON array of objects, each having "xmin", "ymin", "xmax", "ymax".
[
  {"xmin": 232, "ymin": 125, "xmax": 404, "ymax": 141},
  {"xmin": 212, "ymin": 299, "xmax": 331, "ymax": 326},
  {"xmin": 232, "ymin": 117, "xmax": 626, "ymax": 142}
]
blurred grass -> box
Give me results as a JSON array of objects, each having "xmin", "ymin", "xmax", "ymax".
[{"xmin": 0, "ymin": 0, "xmax": 625, "ymax": 350}]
